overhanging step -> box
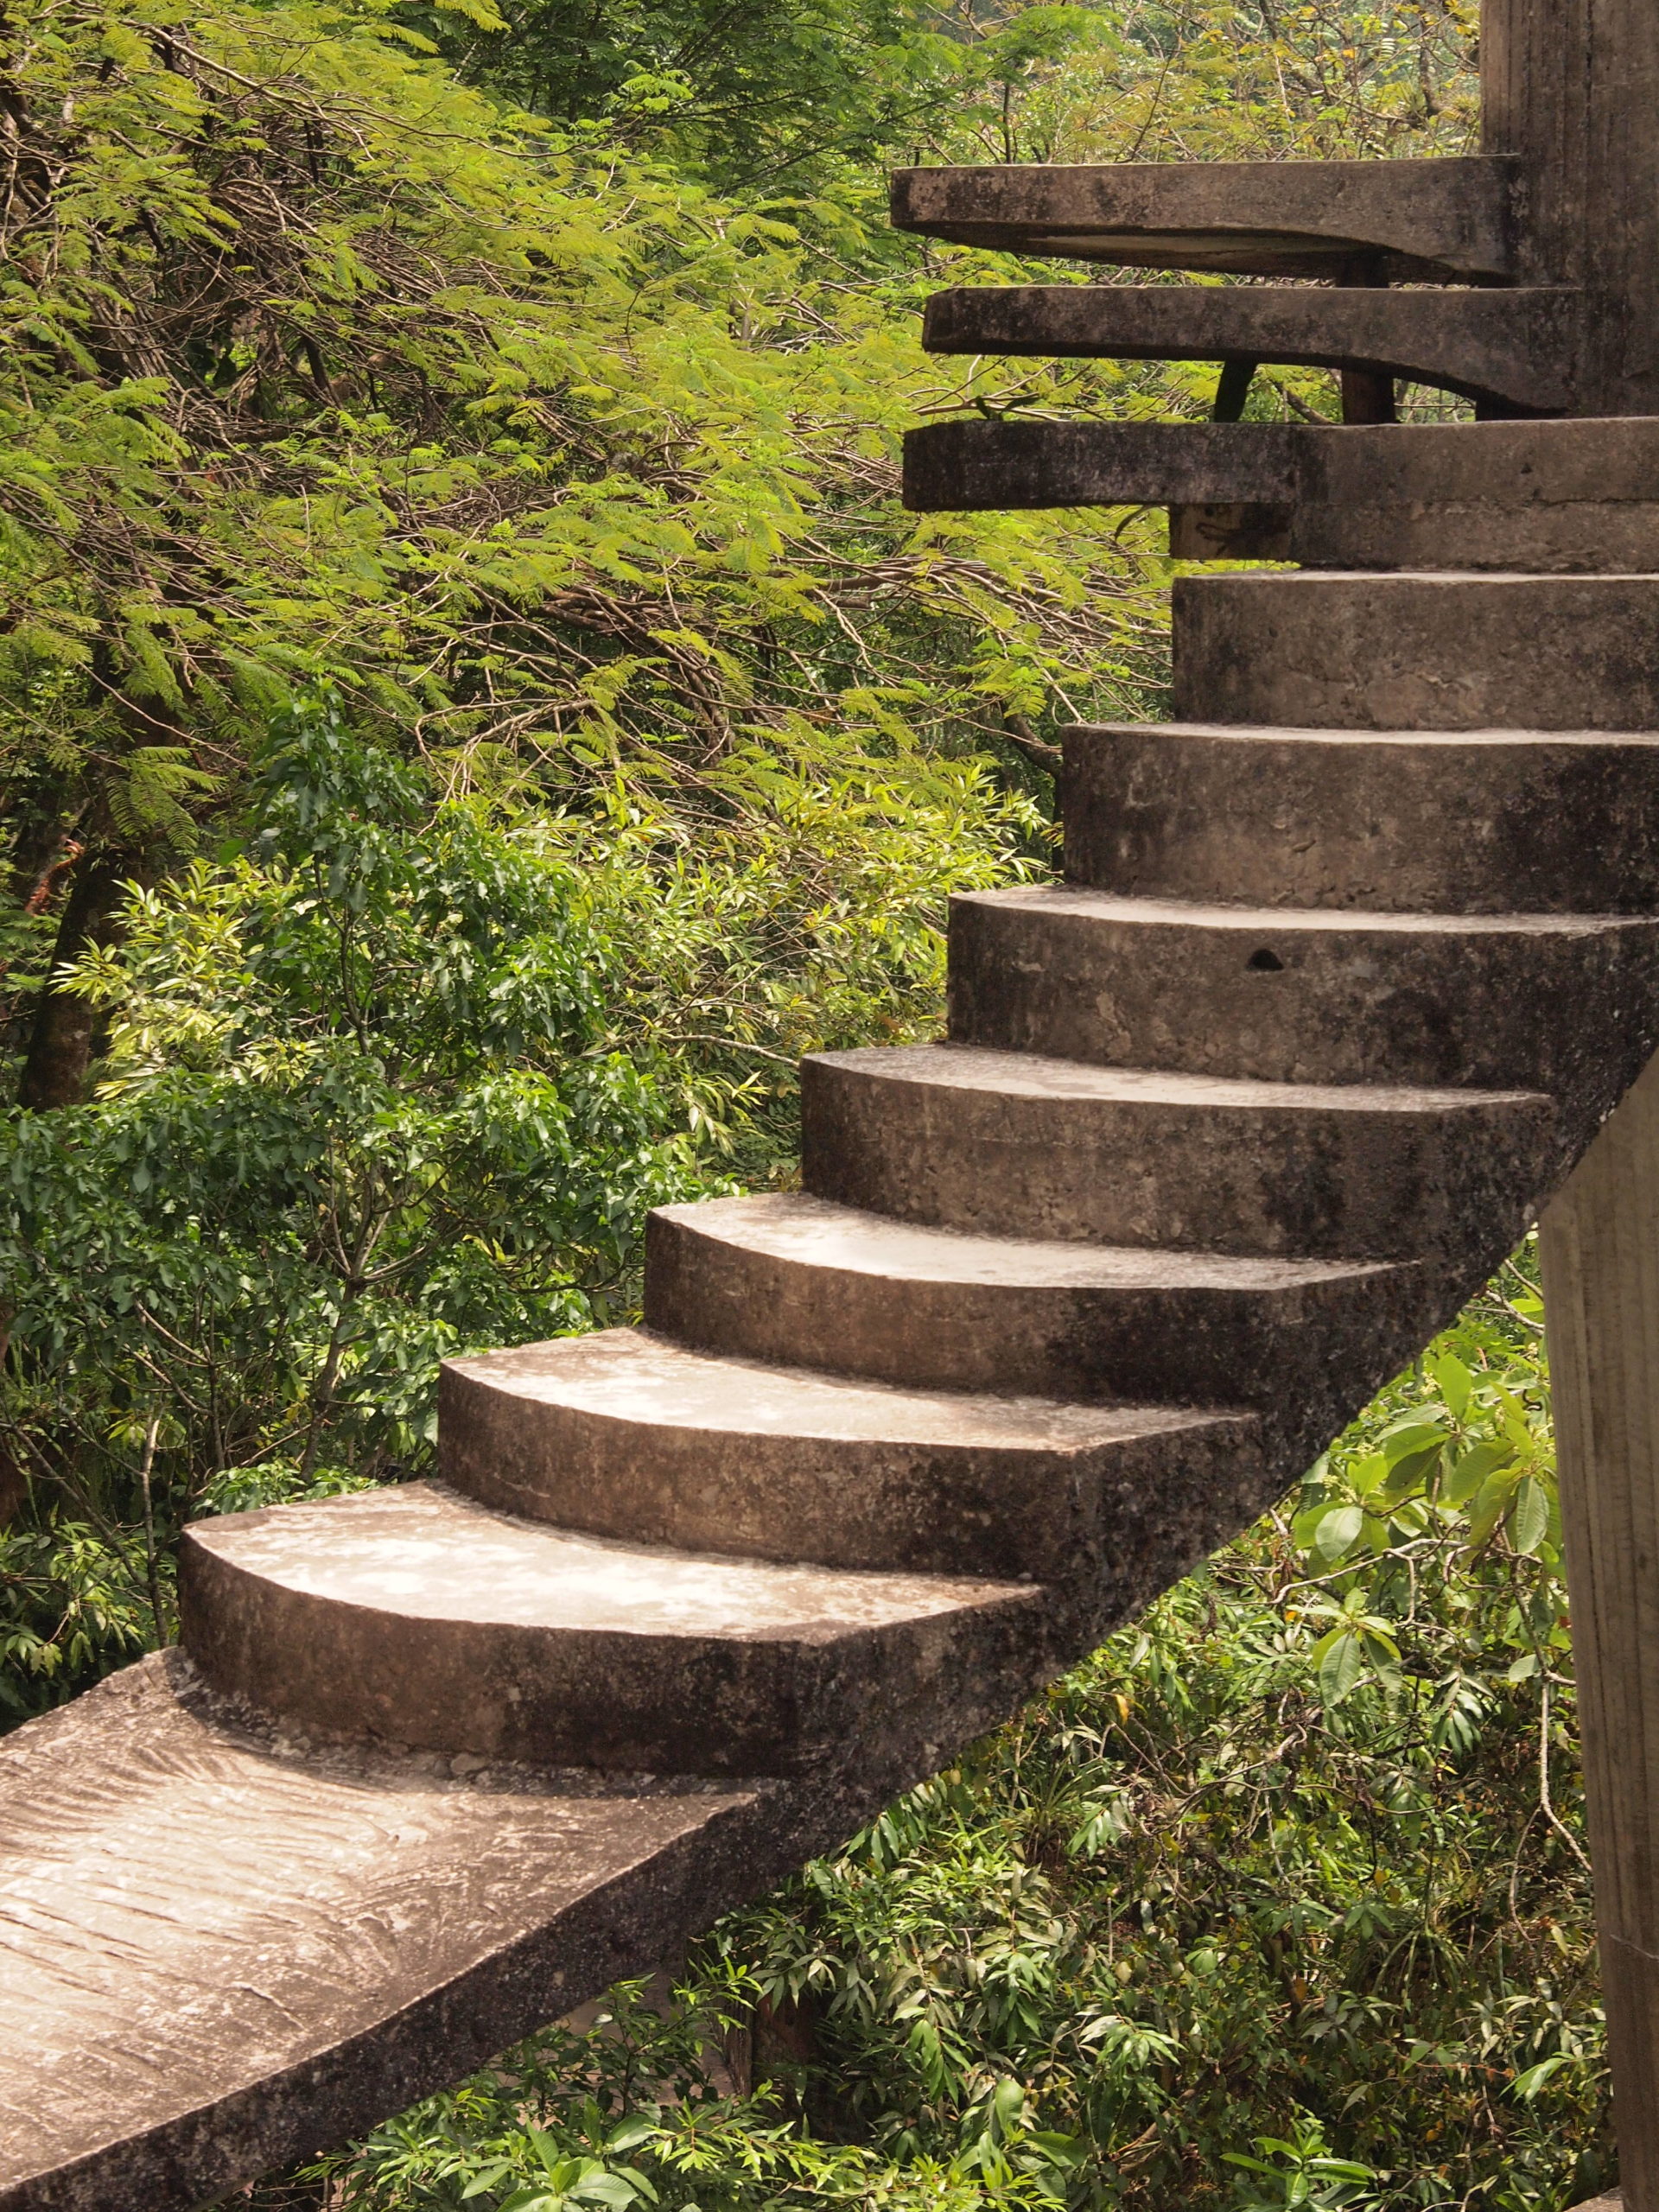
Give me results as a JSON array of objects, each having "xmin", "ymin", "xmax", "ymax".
[
  {"xmin": 801, "ymin": 1044, "xmax": 1554, "ymax": 1261},
  {"xmin": 902, "ymin": 416, "xmax": 1659, "ymax": 574},
  {"xmin": 441, "ymin": 1323, "xmax": 1262, "ymax": 1582},
  {"xmin": 180, "ymin": 1483, "xmax": 1042, "ymax": 1777},
  {"xmin": 949, "ymin": 886, "xmax": 1659, "ymax": 1090},
  {"xmin": 891, "ymin": 158, "xmax": 1517, "ymax": 281},
  {"xmin": 922, "ymin": 284, "xmax": 1576, "ymax": 413},
  {"xmin": 643, "ymin": 1192, "xmax": 1413, "ymax": 1435}
]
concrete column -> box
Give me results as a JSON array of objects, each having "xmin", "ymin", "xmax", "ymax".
[
  {"xmin": 1541, "ymin": 1051, "xmax": 1659, "ymax": 2208},
  {"xmin": 1482, "ymin": 0, "xmax": 1659, "ymax": 416}
]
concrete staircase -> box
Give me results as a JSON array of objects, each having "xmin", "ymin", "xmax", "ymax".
[{"xmin": 10, "ymin": 138, "xmax": 1659, "ymax": 2212}]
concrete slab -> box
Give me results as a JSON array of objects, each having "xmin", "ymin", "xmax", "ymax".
[
  {"xmin": 802, "ymin": 1043, "xmax": 1555, "ymax": 1261},
  {"xmin": 0, "ymin": 1651, "xmax": 842, "ymax": 2212}
]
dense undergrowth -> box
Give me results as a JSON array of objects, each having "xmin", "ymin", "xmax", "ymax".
[{"xmin": 1, "ymin": 0, "xmax": 1611, "ymax": 2204}]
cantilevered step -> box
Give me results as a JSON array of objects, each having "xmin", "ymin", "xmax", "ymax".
[
  {"xmin": 801, "ymin": 1044, "xmax": 1554, "ymax": 1261},
  {"xmin": 902, "ymin": 416, "xmax": 1659, "ymax": 575},
  {"xmin": 643, "ymin": 1192, "xmax": 1412, "ymax": 1430},
  {"xmin": 0, "ymin": 1651, "xmax": 842, "ymax": 2212},
  {"xmin": 1062, "ymin": 721, "xmax": 1659, "ymax": 915},
  {"xmin": 922, "ymin": 284, "xmax": 1575, "ymax": 413},
  {"xmin": 440, "ymin": 1324, "xmax": 1262, "ymax": 1585},
  {"xmin": 180, "ymin": 1482, "xmax": 1044, "ymax": 1776},
  {"xmin": 891, "ymin": 158, "xmax": 1516, "ymax": 281},
  {"xmin": 949, "ymin": 887, "xmax": 1659, "ymax": 1090}
]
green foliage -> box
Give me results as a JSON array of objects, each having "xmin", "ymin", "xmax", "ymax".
[
  {"xmin": 303, "ymin": 1249, "xmax": 1607, "ymax": 2212},
  {"xmin": 0, "ymin": 0, "xmax": 1183, "ymax": 918},
  {"xmin": 0, "ymin": 687, "xmax": 1034, "ymax": 1707}
]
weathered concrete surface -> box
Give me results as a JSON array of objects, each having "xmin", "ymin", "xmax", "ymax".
[
  {"xmin": 181, "ymin": 1483, "xmax": 1045, "ymax": 1777},
  {"xmin": 921, "ymin": 284, "xmax": 1577, "ymax": 412},
  {"xmin": 639, "ymin": 1195, "xmax": 1446, "ymax": 1477},
  {"xmin": 0, "ymin": 1652, "xmax": 845, "ymax": 2212},
  {"xmin": 802, "ymin": 1044, "xmax": 1555, "ymax": 1262},
  {"xmin": 904, "ymin": 416, "xmax": 1659, "ymax": 573},
  {"xmin": 1061, "ymin": 723, "xmax": 1659, "ymax": 916},
  {"xmin": 1173, "ymin": 574, "xmax": 1659, "ymax": 732},
  {"xmin": 949, "ymin": 887, "xmax": 1659, "ymax": 1090},
  {"xmin": 904, "ymin": 418, "xmax": 1302, "ymax": 515},
  {"xmin": 644, "ymin": 1194, "xmax": 1397, "ymax": 1405},
  {"xmin": 1176, "ymin": 575, "xmax": 1659, "ymax": 729},
  {"xmin": 441, "ymin": 1320, "xmax": 1262, "ymax": 1578},
  {"xmin": 1485, "ymin": 0, "xmax": 1659, "ymax": 418},
  {"xmin": 890, "ymin": 157, "xmax": 1517, "ymax": 280}
]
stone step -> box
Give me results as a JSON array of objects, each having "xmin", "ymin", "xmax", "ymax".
[
  {"xmin": 439, "ymin": 1322, "xmax": 1262, "ymax": 1588},
  {"xmin": 902, "ymin": 416, "xmax": 1659, "ymax": 575},
  {"xmin": 801, "ymin": 1043, "xmax": 1554, "ymax": 1261},
  {"xmin": 1061, "ymin": 721, "xmax": 1659, "ymax": 915},
  {"xmin": 920, "ymin": 283, "xmax": 1573, "ymax": 413},
  {"xmin": 889, "ymin": 156, "xmax": 1516, "ymax": 281},
  {"xmin": 643, "ymin": 1192, "xmax": 1408, "ymax": 1430},
  {"xmin": 1173, "ymin": 571, "xmax": 1659, "ymax": 732},
  {"xmin": 948, "ymin": 886, "xmax": 1659, "ymax": 1092},
  {"xmin": 179, "ymin": 1482, "xmax": 1046, "ymax": 1777}
]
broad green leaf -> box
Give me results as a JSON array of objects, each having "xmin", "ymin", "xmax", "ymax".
[
  {"xmin": 1509, "ymin": 1472, "xmax": 1551, "ymax": 1555},
  {"xmin": 1314, "ymin": 1627, "xmax": 1366, "ymax": 1703},
  {"xmin": 1511, "ymin": 2053, "xmax": 1570, "ymax": 2098},
  {"xmin": 1432, "ymin": 1352, "xmax": 1474, "ymax": 1419},
  {"xmin": 1310, "ymin": 1504, "xmax": 1364, "ymax": 1565},
  {"xmin": 1443, "ymin": 1440, "xmax": 1511, "ymax": 1508},
  {"xmin": 1465, "ymin": 1468, "xmax": 1522, "ymax": 1551}
]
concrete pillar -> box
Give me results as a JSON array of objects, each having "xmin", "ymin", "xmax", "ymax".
[{"xmin": 1482, "ymin": 0, "xmax": 1659, "ymax": 416}]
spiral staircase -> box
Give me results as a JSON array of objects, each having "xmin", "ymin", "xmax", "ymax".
[{"xmin": 8, "ymin": 3, "xmax": 1659, "ymax": 2203}]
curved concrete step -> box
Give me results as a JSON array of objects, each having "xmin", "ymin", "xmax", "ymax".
[
  {"xmin": 1062, "ymin": 721, "xmax": 1659, "ymax": 915},
  {"xmin": 0, "ymin": 1651, "xmax": 849, "ymax": 2212},
  {"xmin": 802, "ymin": 1043, "xmax": 1554, "ymax": 1261},
  {"xmin": 948, "ymin": 886, "xmax": 1659, "ymax": 1090},
  {"xmin": 1173, "ymin": 571, "xmax": 1659, "ymax": 732},
  {"xmin": 889, "ymin": 157, "xmax": 1516, "ymax": 281},
  {"xmin": 439, "ymin": 1321, "xmax": 1261, "ymax": 1583},
  {"xmin": 179, "ymin": 1482, "xmax": 1046, "ymax": 1777},
  {"xmin": 642, "ymin": 1193, "xmax": 1412, "ymax": 1430}
]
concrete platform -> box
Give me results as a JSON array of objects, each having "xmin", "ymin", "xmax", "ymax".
[
  {"xmin": 441, "ymin": 1317, "xmax": 1262, "ymax": 1576},
  {"xmin": 0, "ymin": 1652, "xmax": 853, "ymax": 2212}
]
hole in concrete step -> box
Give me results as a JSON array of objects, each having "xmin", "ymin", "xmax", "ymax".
[{"xmin": 1246, "ymin": 947, "xmax": 1286, "ymax": 972}]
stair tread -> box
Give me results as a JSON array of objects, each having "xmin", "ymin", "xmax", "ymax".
[
  {"xmin": 1076, "ymin": 717, "xmax": 1659, "ymax": 749},
  {"xmin": 888, "ymin": 157, "xmax": 1514, "ymax": 280},
  {"xmin": 658, "ymin": 1191, "xmax": 1388, "ymax": 1288},
  {"xmin": 810, "ymin": 1041, "xmax": 1548, "ymax": 1113},
  {"xmin": 0, "ymin": 1651, "xmax": 804, "ymax": 2202},
  {"xmin": 185, "ymin": 1480, "xmax": 1029, "ymax": 1636},
  {"xmin": 448, "ymin": 1325, "xmax": 1230, "ymax": 1446},
  {"xmin": 920, "ymin": 286, "xmax": 1573, "ymax": 411},
  {"xmin": 957, "ymin": 885, "xmax": 1654, "ymax": 936}
]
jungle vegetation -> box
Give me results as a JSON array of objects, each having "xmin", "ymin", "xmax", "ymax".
[{"xmin": 0, "ymin": 0, "xmax": 1607, "ymax": 2204}]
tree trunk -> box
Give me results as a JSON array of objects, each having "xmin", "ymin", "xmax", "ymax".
[{"xmin": 16, "ymin": 851, "xmax": 129, "ymax": 1111}]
